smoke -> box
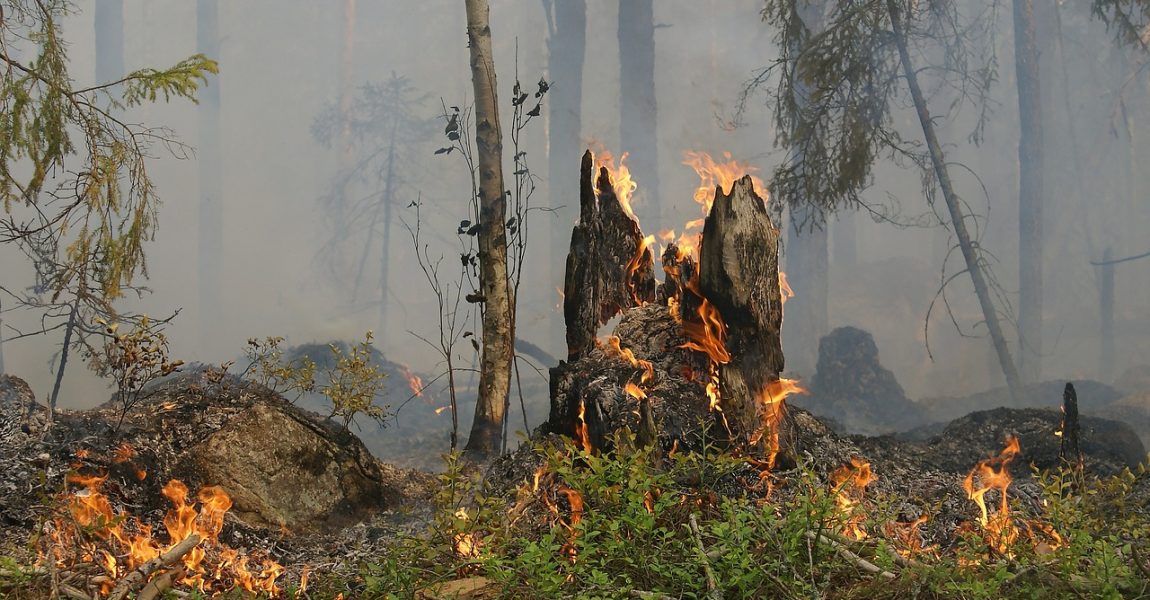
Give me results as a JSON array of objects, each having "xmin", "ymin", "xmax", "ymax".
[{"xmin": 2, "ymin": 0, "xmax": 1148, "ymax": 415}]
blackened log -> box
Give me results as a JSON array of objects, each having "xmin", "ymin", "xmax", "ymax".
[
  {"xmin": 697, "ymin": 176, "xmax": 785, "ymax": 440},
  {"xmin": 562, "ymin": 152, "xmax": 603, "ymax": 361}
]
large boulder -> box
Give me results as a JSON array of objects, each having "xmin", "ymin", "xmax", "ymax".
[
  {"xmin": 0, "ymin": 370, "xmax": 432, "ymax": 533},
  {"xmin": 792, "ymin": 326, "xmax": 924, "ymax": 435}
]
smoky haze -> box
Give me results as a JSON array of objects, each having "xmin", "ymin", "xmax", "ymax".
[{"xmin": 2, "ymin": 1, "xmax": 1148, "ymax": 438}]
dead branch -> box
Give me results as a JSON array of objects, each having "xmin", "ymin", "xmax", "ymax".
[
  {"xmin": 689, "ymin": 513, "xmax": 722, "ymax": 600},
  {"xmin": 136, "ymin": 567, "xmax": 184, "ymax": 600},
  {"xmin": 805, "ymin": 530, "xmax": 895, "ymax": 579},
  {"xmin": 108, "ymin": 533, "xmax": 201, "ymax": 600}
]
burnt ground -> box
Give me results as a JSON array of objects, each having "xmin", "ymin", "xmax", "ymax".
[{"xmin": 2, "ymin": 349, "xmax": 1150, "ymax": 596}]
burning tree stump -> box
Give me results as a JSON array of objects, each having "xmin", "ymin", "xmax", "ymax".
[
  {"xmin": 697, "ymin": 176, "xmax": 785, "ymax": 439},
  {"xmin": 549, "ymin": 156, "xmax": 788, "ymax": 455},
  {"xmin": 563, "ymin": 150, "xmax": 657, "ymax": 361}
]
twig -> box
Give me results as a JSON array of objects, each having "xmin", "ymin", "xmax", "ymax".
[
  {"xmin": 689, "ymin": 513, "xmax": 723, "ymax": 600},
  {"xmin": 57, "ymin": 583, "xmax": 93, "ymax": 600},
  {"xmin": 108, "ymin": 533, "xmax": 201, "ymax": 600},
  {"xmin": 630, "ymin": 591, "xmax": 674, "ymax": 600},
  {"xmin": 886, "ymin": 547, "xmax": 926, "ymax": 570},
  {"xmin": 805, "ymin": 530, "xmax": 895, "ymax": 579},
  {"xmin": 137, "ymin": 567, "xmax": 183, "ymax": 600}
]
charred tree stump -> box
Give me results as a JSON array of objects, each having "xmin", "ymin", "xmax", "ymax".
[
  {"xmin": 697, "ymin": 176, "xmax": 785, "ymax": 440},
  {"xmin": 552, "ymin": 150, "xmax": 657, "ymax": 444},
  {"xmin": 562, "ymin": 150, "xmax": 656, "ymax": 362},
  {"xmin": 1059, "ymin": 382, "xmax": 1082, "ymax": 469}
]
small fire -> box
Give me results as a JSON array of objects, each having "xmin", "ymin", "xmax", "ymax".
[
  {"xmin": 603, "ymin": 336, "xmax": 655, "ymax": 398},
  {"xmin": 678, "ymin": 278, "xmax": 731, "ymax": 366},
  {"xmin": 575, "ymin": 399, "xmax": 593, "ymax": 453},
  {"xmin": 452, "ymin": 508, "xmax": 482, "ymax": 569},
  {"xmin": 401, "ymin": 365, "xmax": 423, "ymax": 398},
  {"xmin": 434, "ymin": 405, "xmax": 450, "ymax": 415},
  {"xmin": 47, "ymin": 472, "xmax": 285, "ymax": 596},
  {"xmin": 779, "ymin": 271, "xmax": 795, "ymax": 308},
  {"xmin": 595, "ymin": 150, "xmax": 639, "ymax": 221},
  {"xmin": 682, "ymin": 150, "xmax": 767, "ymax": 221},
  {"xmin": 831, "ymin": 457, "xmax": 876, "ymax": 541},
  {"xmin": 963, "ymin": 436, "xmax": 1021, "ymax": 555},
  {"xmin": 750, "ymin": 378, "xmax": 806, "ymax": 469},
  {"xmin": 883, "ymin": 515, "xmax": 935, "ymax": 558}
]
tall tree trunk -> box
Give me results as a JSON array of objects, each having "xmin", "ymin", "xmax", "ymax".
[
  {"xmin": 377, "ymin": 138, "xmax": 396, "ymax": 344},
  {"xmin": 95, "ymin": 0, "xmax": 123, "ymax": 83},
  {"xmin": 334, "ymin": 0, "xmax": 357, "ymax": 250},
  {"xmin": 197, "ymin": 0, "xmax": 223, "ymax": 352},
  {"xmin": 1013, "ymin": 0, "xmax": 1044, "ymax": 382},
  {"xmin": 887, "ymin": 0, "xmax": 1022, "ymax": 400},
  {"xmin": 544, "ymin": 0, "xmax": 586, "ymax": 358},
  {"xmin": 781, "ymin": 0, "xmax": 827, "ymax": 378},
  {"xmin": 833, "ymin": 209, "xmax": 856, "ymax": 269},
  {"xmin": 463, "ymin": 0, "xmax": 513, "ymax": 461},
  {"xmin": 618, "ymin": 0, "xmax": 660, "ymax": 230},
  {"xmin": 785, "ymin": 210, "xmax": 828, "ymax": 377}
]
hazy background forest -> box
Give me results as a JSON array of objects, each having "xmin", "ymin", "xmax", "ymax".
[{"xmin": 2, "ymin": 0, "xmax": 1147, "ymax": 426}]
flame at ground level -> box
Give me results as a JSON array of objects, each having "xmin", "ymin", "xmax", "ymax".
[{"xmin": 47, "ymin": 470, "xmax": 286, "ymax": 596}]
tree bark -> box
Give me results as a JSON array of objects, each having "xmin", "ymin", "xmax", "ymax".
[
  {"xmin": 887, "ymin": 0, "xmax": 1022, "ymax": 401},
  {"xmin": 618, "ymin": 0, "xmax": 660, "ymax": 231},
  {"xmin": 562, "ymin": 151, "xmax": 656, "ymax": 361},
  {"xmin": 699, "ymin": 177, "xmax": 785, "ymax": 439},
  {"xmin": 545, "ymin": 0, "xmax": 586, "ymax": 358},
  {"xmin": 197, "ymin": 0, "xmax": 223, "ymax": 353},
  {"xmin": 463, "ymin": 0, "xmax": 514, "ymax": 461},
  {"xmin": 1013, "ymin": 0, "xmax": 1044, "ymax": 382}
]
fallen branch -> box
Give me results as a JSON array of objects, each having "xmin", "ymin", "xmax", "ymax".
[
  {"xmin": 630, "ymin": 591, "xmax": 674, "ymax": 600},
  {"xmin": 57, "ymin": 583, "xmax": 93, "ymax": 600},
  {"xmin": 108, "ymin": 533, "xmax": 201, "ymax": 600},
  {"xmin": 137, "ymin": 567, "xmax": 184, "ymax": 600},
  {"xmin": 805, "ymin": 530, "xmax": 895, "ymax": 579},
  {"xmin": 689, "ymin": 513, "xmax": 723, "ymax": 600}
]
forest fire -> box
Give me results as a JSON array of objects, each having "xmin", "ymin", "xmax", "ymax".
[
  {"xmin": 45, "ymin": 470, "xmax": 286, "ymax": 597},
  {"xmin": 963, "ymin": 436, "xmax": 1021, "ymax": 555},
  {"xmin": 830, "ymin": 457, "xmax": 876, "ymax": 541}
]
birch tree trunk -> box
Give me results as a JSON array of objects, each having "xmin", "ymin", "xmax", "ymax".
[
  {"xmin": 1013, "ymin": 0, "xmax": 1044, "ymax": 382},
  {"xmin": 464, "ymin": 0, "xmax": 513, "ymax": 461}
]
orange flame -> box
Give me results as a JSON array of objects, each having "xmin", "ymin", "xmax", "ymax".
[
  {"xmin": 401, "ymin": 365, "xmax": 424, "ymax": 398},
  {"xmin": 603, "ymin": 336, "xmax": 655, "ymax": 396},
  {"xmin": 575, "ymin": 399, "xmax": 592, "ymax": 453},
  {"xmin": 682, "ymin": 150, "xmax": 767, "ymax": 219},
  {"xmin": 831, "ymin": 457, "xmax": 876, "ymax": 541},
  {"xmin": 751, "ymin": 378, "xmax": 806, "ymax": 469},
  {"xmin": 963, "ymin": 436, "xmax": 1021, "ymax": 555},
  {"xmin": 595, "ymin": 150, "xmax": 639, "ymax": 221},
  {"xmin": 779, "ymin": 271, "xmax": 794, "ymax": 307},
  {"xmin": 48, "ymin": 474, "xmax": 285, "ymax": 596},
  {"xmin": 883, "ymin": 515, "xmax": 935, "ymax": 558}
]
